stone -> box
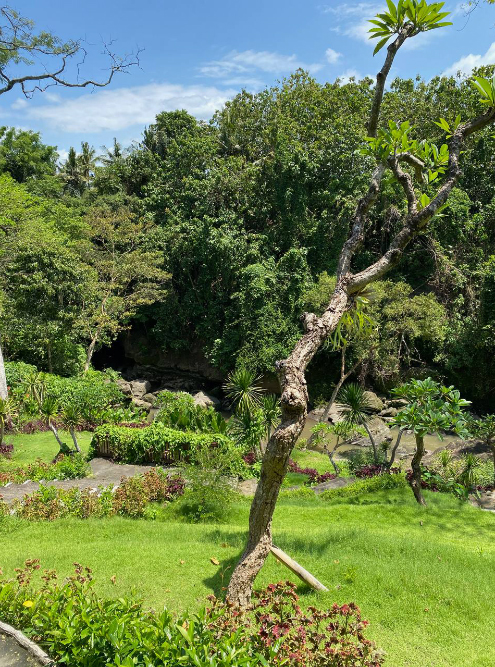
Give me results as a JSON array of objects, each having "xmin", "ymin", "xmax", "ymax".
[
  {"xmin": 132, "ymin": 398, "xmax": 152, "ymax": 411},
  {"xmin": 363, "ymin": 390, "xmax": 384, "ymax": 413},
  {"xmin": 192, "ymin": 391, "xmax": 221, "ymax": 409},
  {"xmin": 312, "ymin": 477, "xmax": 355, "ymax": 494},
  {"xmin": 116, "ymin": 378, "xmax": 132, "ymax": 395},
  {"xmin": 130, "ymin": 380, "xmax": 151, "ymax": 399},
  {"xmin": 237, "ymin": 479, "xmax": 258, "ymax": 496},
  {"xmin": 143, "ymin": 393, "xmax": 157, "ymax": 405},
  {"xmin": 387, "ymin": 398, "xmax": 409, "ymax": 409},
  {"xmin": 379, "ymin": 407, "xmax": 398, "ymax": 417}
]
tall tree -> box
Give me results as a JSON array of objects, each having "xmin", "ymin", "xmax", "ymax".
[
  {"xmin": 79, "ymin": 206, "xmax": 169, "ymax": 371},
  {"xmin": 226, "ymin": 0, "xmax": 495, "ymax": 606},
  {"xmin": 0, "ymin": 5, "xmax": 137, "ymax": 393}
]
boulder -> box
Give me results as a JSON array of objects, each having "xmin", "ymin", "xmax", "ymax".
[
  {"xmin": 132, "ymin": 398, "xmax": 152, "ymax": 411},
  {"xmin": 237, "ymin": 479, "xmax": 258, "ymax": 496},
  {"xmin": 379, "ymin": 407, "xmax": 398, "ymax": 418},
  {"xmin": 387, "ymin": 398, "xmax": 409, "ymax": 409},
  {"xmin": 130, "ymin": 380, "xmax": 151, "ymax": 399},
  {"xmin": 192, "ymin": 391, "xmax": 221, "ymax": 409},
  {"xmin": 363, "ymin": 391, "xmax": 384, "ymax": 413},
  {"xmin": 143, "ymin": 393, "xmax": 158, "ymax": 405},
  {"xmin": 116, "ymin": 378, "xmax": 132, "ymax": 395}
]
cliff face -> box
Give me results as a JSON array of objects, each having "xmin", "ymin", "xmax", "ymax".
[{"xmin": 122, "ymin": 331, "xmax": 225, "ymax": 383}]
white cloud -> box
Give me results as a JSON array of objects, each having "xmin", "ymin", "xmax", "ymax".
[
  {"xmin": 24, "ymin": 82, "xmax": 237, "ymax": 133},
  {"xmin": 325, "ymin": 47, "xmax": 342, "ymax": 64},
  {"xmin": 336, "ymin": 68, "xmax": 362, "ymax": 83},
  {"xmin": 442, "ymin": 41, "xmax": 495, "ymax": 77},
  {"xmin": 199, "ymin": 49, "xmax": 323, "ymax": 81}
]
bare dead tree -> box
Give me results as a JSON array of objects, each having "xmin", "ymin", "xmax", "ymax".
[
  {"xmin": 0, "ymin": 5, "xmax": 140, "ymax": 98},
  {"xmin": 226, "ymin": 10, "xmax": 495, "ymax": 606}
]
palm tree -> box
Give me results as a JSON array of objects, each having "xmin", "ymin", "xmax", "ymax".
[
  {"xmin": 223, "ymin": 368, "xmax": 264, "ymax": 414},
  {"xmin": 22, "ymin": 370, "xmax": 47, "ymax": 407},
  {"xmin": 62, "ymin": 147, "xmax": 84, "ymax": 194},
  {"xmin": 228, "ymin": 408, "xmax": 266, "ymax": 460},
  {"xmin": 101, "ymin": 137, "xmax": 124, "ymax": 165},
  {"xmin": 260, "ymin": 394, "xmax": 281, "ymax": 441},
  {"xmin": 61, "ymin": 403, "xmax": 82, "ymax": 453},
  {"xmin": 338, "ymin": 383, "xmax": 379, "ymax": 464},
  {"xmin": 79, "ymin": 141, "xmax": 96, "ymax": 188}
]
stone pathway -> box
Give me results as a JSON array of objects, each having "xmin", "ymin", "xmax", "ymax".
[
  {"xmin": 0, "ymin": 459, "xmax": 178, "ymax": 505},
  {"xmin": 0, "ymin": 636, "xmax": 39, "ymax": 667},
  {"xmin": 236, "ymin": 476, "xmax": 355, "ymax": 497}
]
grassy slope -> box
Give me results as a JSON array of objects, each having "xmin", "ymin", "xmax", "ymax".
[{"xmin": 1, "ymin": 489, "xmax": 494, "ymax": 667}]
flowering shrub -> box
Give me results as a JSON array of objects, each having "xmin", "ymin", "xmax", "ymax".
[
  {"xmin": 8, "ymin": 469, "xmax": 185, "ymax": 520},
  {"xmin": 0, "ymin": 563, "xmax": 384, "ymax": 667},
  {"xmin": 0, "ymin": 454, "xmax": 89, "ymax": 486},
  {"xmin": 0, "ymin": 442, "xmax": 14, "ymax": 458}
]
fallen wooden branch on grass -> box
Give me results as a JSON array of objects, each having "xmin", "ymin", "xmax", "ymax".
[{"xmin": 270, "ymin": 545, "xmax": 328, "ymax": 592}]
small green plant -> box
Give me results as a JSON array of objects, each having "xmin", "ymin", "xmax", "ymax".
[{"xmin": 178, "ymin": 447, "xmax": 239, "ymax": 523}]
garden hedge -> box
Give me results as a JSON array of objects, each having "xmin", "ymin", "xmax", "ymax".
[{"xmin": 89, "ymin": 423, "xmax": 249, "ymax": 476}]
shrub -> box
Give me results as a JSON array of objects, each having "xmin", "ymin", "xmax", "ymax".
[
  {"xmin": 90, "ymin": 423, "xmax": 249, "ymax": 477},
  {"xmin": 288, "ymin": 459, "xmax": 337, "ymax": 485},
  {"xmin": 155, "ymin": 390, "xmax": 227, "ymax": 434},
  {"xmin": 0, "ymin": 563, "xmax": 383, "ymax": 667},
  {"xmin": 177, "ymin": 448, "xmax": 240, "ymax": 523},
  {"xmin": 0, "ymin": 454, "xmax": 89, "ymax": 486},
  {"xmin": 354, "ymin": 464, "xmax": 400, "ymax": 478},
  {"xmin": 0, "ymin": 442, "xmax": 14, "ymax": 458},
  {"xmin": 319, "ymin": 473, "xmax": 407, "ymax": 500},
  {"xmin": 10, "ymin": 470, "xmax": 185, "ymax": 520}
]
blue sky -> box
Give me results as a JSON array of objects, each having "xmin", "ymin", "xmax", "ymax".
[{"xmin": 4, "ymin": 1, "xmax": 495, "ymax": 158}]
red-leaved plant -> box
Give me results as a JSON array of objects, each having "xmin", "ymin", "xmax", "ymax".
[{"xmin": 206, "ymin": 581, "xmax": 385, "ymax": 666}]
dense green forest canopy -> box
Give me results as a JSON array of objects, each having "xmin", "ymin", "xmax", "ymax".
[{"xmin": 1, "ymin": 67, "xmax": 495, "ymax": 406}]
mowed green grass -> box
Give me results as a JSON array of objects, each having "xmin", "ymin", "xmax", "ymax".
[
  {"xmin": 1, "ymin": 489, "xmax": 495, "ymax": 667},
  {"xmin": 2, "ymin": 431, "xmax": 93, "ymax": 468}
]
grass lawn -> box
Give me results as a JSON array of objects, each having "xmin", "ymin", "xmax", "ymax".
[
  {"xmin": 1, "ymin": 488, "xmax": 494, "ymax": 667},
  {"xmin": 1, "ymin": 431, "xmax": 94, "ymax": 467}
]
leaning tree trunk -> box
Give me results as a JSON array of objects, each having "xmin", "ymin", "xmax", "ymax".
[
  {"xmin": 226, "ymin": 288, "xmax": 349, "ymax": 607},
  {"xmin": 387, "ymin": 427, "xmax": 406, "ymax": 469},
  {"xmin": 410, "ymin": 434, "xmax": 426, "ymax": 506},
  {"xmin": 362, "ymin": 420, "xmax": 379, "ymax": 464},
  {"xmin": 48, "ymin": 421, "xmax": 70, "ymax": 455},
  {"xmin": 0, "ymin": 338, "xmax": 8, "ymax": 400},
  {"xmin": 69, "ymin": 427, "xmax": 81, "ymax": 453},
  {"xmin": 84, "ymin": 335, "xmax": 99, "ymax": 373}
]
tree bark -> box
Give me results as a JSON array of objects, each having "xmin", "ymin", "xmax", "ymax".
[
  {"xmin": 226, "ymin": 288, "xmax": 349, "ymax": 606},
  {"xmin": 410, "ymin": 434, "xmax": 426, "ymax": 506},
  {"xmin": 0, "ymin": 337, "xmax": 8, "ymax": 400},
  {"xmin": 362, "ymin": 420, "xmax": 378, "ymax": 464},
  {"xmin": 387, "ymin": 427, "xmax": 406, "ymax": 469},
  {"xmin": 48, "ymin": 421, "xmax": 69, "ymax": 454},
  {"xmin": 84, "ymin": 334, "xmax": 98, "ymax": 373},
  {"xmin": 69, "ymin": 427, "xmax": 81, "ymax": 453},
  {"xmin": 492, "ymin": 446, "xmax": 495, "ymax": 488}
]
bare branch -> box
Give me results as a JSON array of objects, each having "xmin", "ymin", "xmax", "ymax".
[
  {"xmin": 396, "ymin": 151, "xmax": 425, "ymax": 180},
  {"xmin": 389, "ymin": 156, "xmax": 417, "ymax": 213},
  {"xmin": 368, "ymin": 25, "xmax": 413, "ymax": 138}
]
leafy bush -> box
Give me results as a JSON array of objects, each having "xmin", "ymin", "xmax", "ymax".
[
  {"xmin": 0, "ymin": 563, "xmax": 383, "ymax": 666},
  {"xmin": 177, "ymin": 448, "xmax": 240, "ymax": 523},
  {"xmin": 7, "ymin": 469, "xmax": 185, "ymax": 520},
  {"xmin": 90, "ymin": 423, "xmax": 250, "ymax": 477},
  {"xmin": 155, "ymin": 390, "xmax": 227, "ymax": 434},
  {"xmin": 319, "ymin": 473, "xmax": 407, "ymax": 500},
  {"xmin": 354, "ymin": 464, "xmax": 400, "ymax": 478},
  {"xmin": 0, "ymin": 453, "xmax": 89, "ymax": 486}
]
